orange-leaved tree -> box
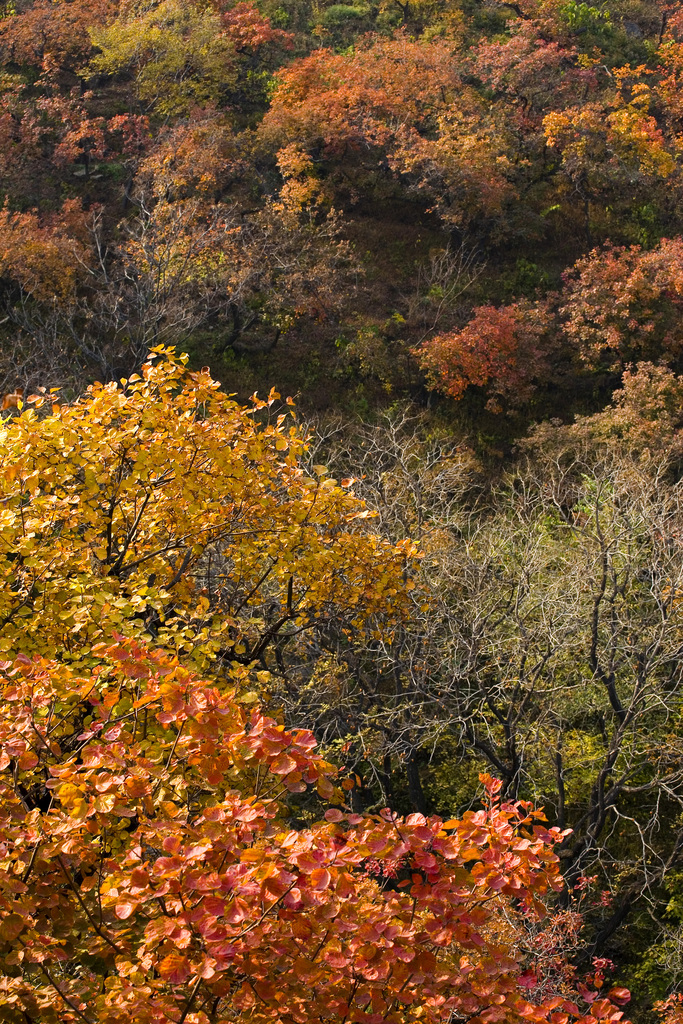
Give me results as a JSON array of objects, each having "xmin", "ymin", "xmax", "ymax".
[
  {"xmin": 415, "ymin": 302, "xmax": 555, "ymax": 411},
  {"xmin": 0, "ymin": 0, "xmax": 113, "ymax": 82},
  {"xmin": 0, "ymin": 638, "xmax": 632, "ymax": 1024},
  {"xmin": 560, "ymin": 237, "xmax": 683, "ymax": 367},
  {"xmin": 0, "ymin": 198, "xmax": 92, "ymax": 305},
  {"xmin": 260, "ymin": 33, "xmax": 512, "ymax": 229}
]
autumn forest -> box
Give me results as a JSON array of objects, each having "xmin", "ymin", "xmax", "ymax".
[{"xmin": 1, "ymin": 0, "xmax": 683, "ymax": 1021}]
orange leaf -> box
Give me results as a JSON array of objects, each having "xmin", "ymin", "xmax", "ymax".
[
  {"xmin": 158, "ymin": 953, "xmax": 191, "ymax": 985},
  {"xmin": 309, "ymin": 867, "xmax": 331, "ymax": 890}
]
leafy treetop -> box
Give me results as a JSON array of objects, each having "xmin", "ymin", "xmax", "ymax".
[{"xmin": 0, "ymin": 349, "xmax": 413, "ymax": 667}]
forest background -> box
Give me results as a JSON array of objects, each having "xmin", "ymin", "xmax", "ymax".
[{"xmin": 2, "ymin": 0, "xmax": 683, "ymax": 1018}]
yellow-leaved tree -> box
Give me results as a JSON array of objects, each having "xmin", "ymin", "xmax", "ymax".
[{"xmin": 0, "ymin": 348, "xmax": 413, "ymax": 678}]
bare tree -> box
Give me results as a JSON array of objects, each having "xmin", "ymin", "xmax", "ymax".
[
  {"xmin": 0, "ymin": 189, "xmax": 355, "ymax": 395},
  {"xmin": 406, "ymin": 242, "xmax": 484, "ymax": 340},
  {"xmin": 265, "ymin": 408, "xmax": 683, "ymax": 969}
]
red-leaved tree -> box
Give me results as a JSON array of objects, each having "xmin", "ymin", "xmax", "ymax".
[{"xmin": 0, "ymin": 639, "xmax": 631, "ymax": 1024}]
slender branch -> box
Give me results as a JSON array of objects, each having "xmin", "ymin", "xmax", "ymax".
[
  {"xmin": 57, "ymin": 856, "xmax": 126, "ymax": 956},
  {"xmin": 39, "ymin": 964, "xmax": 95, "ymax": 1024}
]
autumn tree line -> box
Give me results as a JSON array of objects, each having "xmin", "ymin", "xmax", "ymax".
[{"xmin": 1, "ymin": 0, "xmax": 683, "ymax": 1020}]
